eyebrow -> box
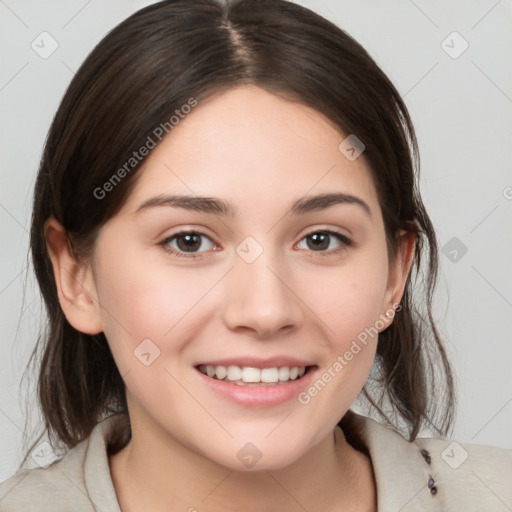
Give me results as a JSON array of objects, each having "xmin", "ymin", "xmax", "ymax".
[{"xmin": 135, "ymin": 192, "xmax": 372, "ymax": 218}]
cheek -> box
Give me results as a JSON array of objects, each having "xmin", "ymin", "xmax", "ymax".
[
  {"xmin": 294, "ymin": 266, "xmax": 387, "ymax": 421},
  {"xmin": 92, "ymin": 241, "xmax": 217, "ymax": 370},
  {"xmin": 307, "ymin": 247, "xmax": 389, "ymax": 348},
  {"xmin": 297, "ymin": 244, "xmax": 389, "ymax": 403}
]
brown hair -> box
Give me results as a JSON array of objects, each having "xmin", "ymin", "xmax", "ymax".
[{"xmin": 20, "ymin": 0, "xmax": 455, "ymax": 468}]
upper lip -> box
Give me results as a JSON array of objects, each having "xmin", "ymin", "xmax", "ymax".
[{"xmin": 195, "ymin": 357, "xmax": 316, "ymax": 369}]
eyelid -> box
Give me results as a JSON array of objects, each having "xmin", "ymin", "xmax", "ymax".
[{"xmin": 296, "ymin": 224, "xmax": 351, "ymax": 241}]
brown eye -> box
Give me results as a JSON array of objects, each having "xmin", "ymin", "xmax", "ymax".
[
  {"xmin": 160, "ymin": 231, "xmax": 216, "ymax": 258},
  {"xmin": 174, "ymin": 233, "xmax": 203, "ymax": 252},
  {"xmin": 296, "ymin": 230, "xmax": 351, "ymax": 255}
]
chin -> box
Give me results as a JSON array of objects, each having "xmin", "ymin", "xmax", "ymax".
[{"xmin": 203, "ymin": 438, "xmax": 311, "ymax": 473}]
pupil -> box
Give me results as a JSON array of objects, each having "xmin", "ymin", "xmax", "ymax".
[
  {"xmin": 177, "ymin": 233, "xmax": 201, "ymax": 252},
  {"xmin": 309, "ymin": 232, "xmax": 328, "ymax": 251}
]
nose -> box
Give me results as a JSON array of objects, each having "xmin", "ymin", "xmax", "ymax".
[{"xmin": 222, "ymin": 245, "xmax": 303, "ymax": 339}]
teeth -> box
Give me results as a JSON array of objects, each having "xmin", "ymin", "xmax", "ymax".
[
  {"xmin": 199, "ymin": 365, "xmax": 308, "ymax": 383},
  {"xmin": 278, "ymin": 367, "xmax": 290, "ymax": 381},
  {"xmin": 227, "ymin": 365, "xmax": 242, "ymax": 381},
  {"xmin": 242, "ymin": 367, "xmax": 261, "ymax": 383},
  {"xmin": 260, "ymin": 368, "xmax": 279, "ymax": 383},
  {"xmin": 215, "ymin": 365, "xmax": 227, "ymax": 380}
]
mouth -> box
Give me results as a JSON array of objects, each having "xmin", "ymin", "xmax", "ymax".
[{"xmin": 195, "ymin": 364, "xmax": 317, "ymax": 387}]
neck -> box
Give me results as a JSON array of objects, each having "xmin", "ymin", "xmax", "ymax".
[{"xmin": 109, "ymin": 417, "xmax": 376, "ymax": 512}]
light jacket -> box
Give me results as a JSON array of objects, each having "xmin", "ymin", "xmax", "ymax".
[{"xmin": 0, "ymin": 410, "xmax": 511, "ymax": 511}]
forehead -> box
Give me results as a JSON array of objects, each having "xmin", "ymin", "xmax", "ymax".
[{"xmin": 122, "ymin": 85, "xmax": 379, "ymax": 216}]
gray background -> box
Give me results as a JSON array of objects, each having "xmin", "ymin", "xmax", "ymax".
[{"xmin": 1, "ymin": 0, "xmax": 511, "ymax": 481}]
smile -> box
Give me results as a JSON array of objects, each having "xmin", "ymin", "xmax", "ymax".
[
  {"xmin": 196, "ymin": 364, "xmax": 311, "ymax": 386},
  {"xmin": 194, "ymin": 363, "xmax": 319, "ymax": 407}
]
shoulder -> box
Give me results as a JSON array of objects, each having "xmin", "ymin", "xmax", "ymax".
[
  {"xmin": 341, "ymin": 410, "xmax": 512, "ymax": 511},
  {"xmin": 414, "ymin": 436, "xmax": 512, "ymax": 508},
  {"xmin": 0, "ymin": 415, "xmax": 125, "ymax": 512},
  {"xmin": 0, "ymin": 440, "xmax": 93, "ymax": 511}
]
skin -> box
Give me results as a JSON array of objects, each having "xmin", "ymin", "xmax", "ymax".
[{"xmin": 46, "ymin": 85, "xmax": 415, "ymax": 512}]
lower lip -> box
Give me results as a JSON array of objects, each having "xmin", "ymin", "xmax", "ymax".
[{"xmin": 194, "ymin": 367, "xmax": 318, "ymax": 407}]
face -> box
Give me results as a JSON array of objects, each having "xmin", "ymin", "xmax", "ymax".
[{"xmin": 87, "ymin": 85, "xmax": 403, "ymax": 470}]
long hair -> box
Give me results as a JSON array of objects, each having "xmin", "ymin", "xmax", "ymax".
[{"xmin": 20, "ymin": 0, "xmax": 455, "ymax": 468}]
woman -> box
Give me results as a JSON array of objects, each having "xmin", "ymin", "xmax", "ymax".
[{"xmin": 0, "ymin": 0, "xmax": 510, "ymax": 510}]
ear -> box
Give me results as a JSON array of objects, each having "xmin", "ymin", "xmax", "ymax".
[
  {"xmin": 379, "ymin": 229, "xmax": 416, "ymax": 330},
  {"xmin": 44, "ymin": 217, "xmax": 103, "ymax": 335}
]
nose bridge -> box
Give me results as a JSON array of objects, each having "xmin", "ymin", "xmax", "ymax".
[{"xmin": 223, "ymin": 234, "xmax": 302, "ymax": 337}]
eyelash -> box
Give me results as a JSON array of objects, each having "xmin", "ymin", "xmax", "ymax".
[{"xmin": 158, "ymin": 229, "xmax": 352, "ymax": 260}]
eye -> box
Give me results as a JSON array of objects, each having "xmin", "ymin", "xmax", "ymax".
[
  {"xmin": 159, "ymin": 231, "xmax": 217, "ymax": 259},
  {"xmin": 158, "ymin": 228, "xmax": 352, "ymax": 260},
  {"xmin": 296, "ymin": 229, "xmax": 352, "ymax": 256}
]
